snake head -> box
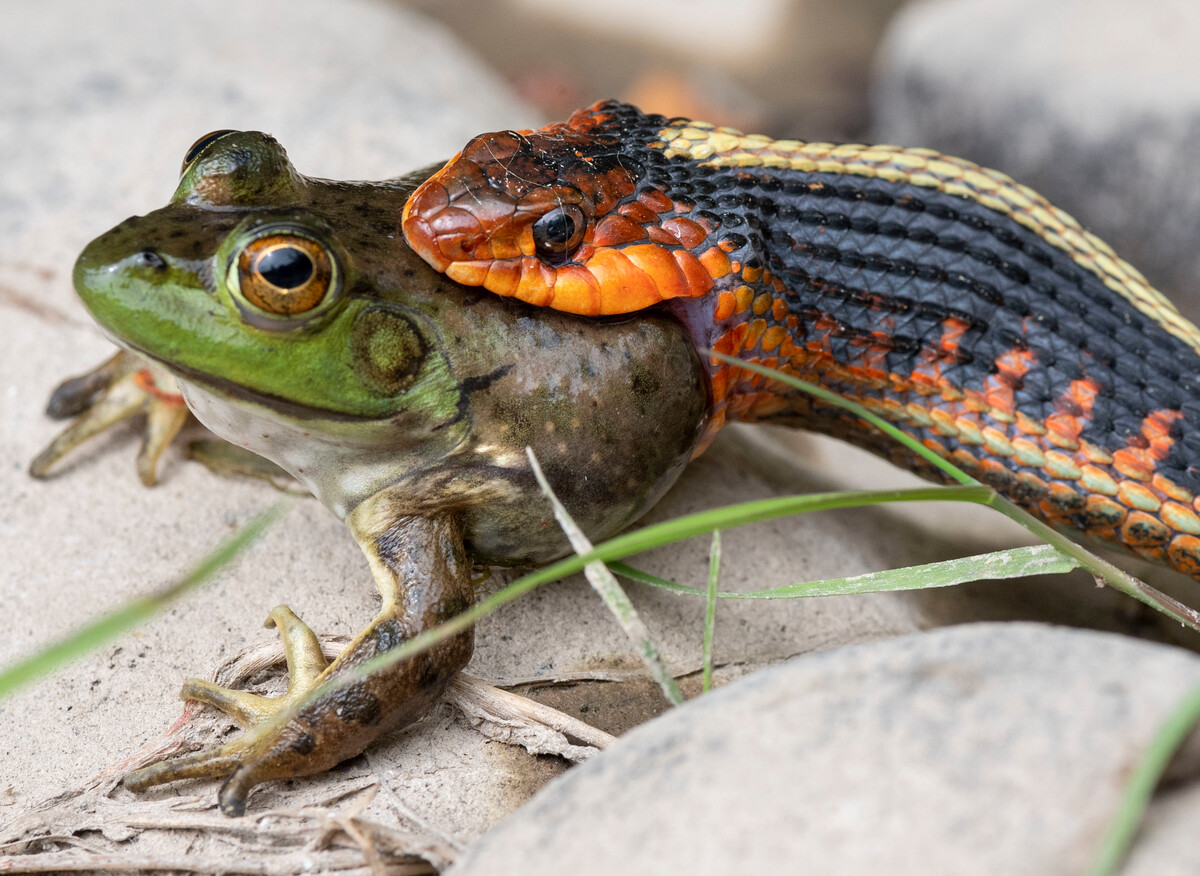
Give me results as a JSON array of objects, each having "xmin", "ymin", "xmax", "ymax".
[{"xmin": 402, "ymin": 101, "xmax": 717, "ymax": 316}]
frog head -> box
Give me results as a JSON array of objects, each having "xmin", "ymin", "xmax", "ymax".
[{"xmin": 72, "ymin": 131, "xmax": 467, "ymax": 514}]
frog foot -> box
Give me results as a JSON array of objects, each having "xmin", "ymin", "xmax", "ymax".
[
  {"xmin": 29, "ymin": 350, "xmax": 189, "ymax": 486},
  {"xmin": 123, "ymin": 605, "xmax": 332, "ymax": 813},
  {"xmin": 125, "ymin": 515, "xmax": 474, "ymax": 816}
]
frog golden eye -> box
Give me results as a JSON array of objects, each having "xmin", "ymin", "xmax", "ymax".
[
  {"xmin": 237, "ymin": 234, "xmax": 334, "ymax": 316},
  {"xmin": 532, "ymin": 204, "xmax": 586, "ymax": 262},
  {"xmin": 181, "ymin": 129, "xmax": 238, "ymax": 174}
]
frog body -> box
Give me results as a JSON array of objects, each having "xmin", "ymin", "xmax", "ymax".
[{"xmin": 42, "ymin": 131, "xmax": 705, "ymax": 813}]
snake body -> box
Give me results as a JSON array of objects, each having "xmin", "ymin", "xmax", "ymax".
[{"xmin": 402, "ymin": 100, "xmax": 1200, "ymax": 578}]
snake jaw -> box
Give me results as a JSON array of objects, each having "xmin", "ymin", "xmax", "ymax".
[{"xmin": 402, "ymin": 103, "xmax": 655, "ymax": 316}]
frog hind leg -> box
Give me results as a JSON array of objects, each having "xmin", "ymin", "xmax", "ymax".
[{"xmin": 124, "ymin": 513, "xmax": 474, "ymax": 816}]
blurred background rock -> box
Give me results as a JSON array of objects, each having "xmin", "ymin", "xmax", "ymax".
[{"xmin": 407, "ymin": 0, "xmax": 906, "ymax": 139}]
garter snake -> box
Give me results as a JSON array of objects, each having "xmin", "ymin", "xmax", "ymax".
[{"xmin": 402, "ymin": 100, "xmax": 1200, "ymax": 578}]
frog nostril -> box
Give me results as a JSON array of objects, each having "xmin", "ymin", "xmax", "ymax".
[{"xmin": 135, "ymin": 250, "xmax": 167, "ymax": 271}]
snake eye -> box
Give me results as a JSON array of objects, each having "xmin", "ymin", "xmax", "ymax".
[
  {"xmin": 532, "ymin": 204, "xmax": 587, "ymax": 262},
  {"xmin": 181, "ymin": 129, "xmax": 238, "ymax": 175},
  {"xmin": 236, "ymin": 233, "xmax": 334, "ymax": 316}
]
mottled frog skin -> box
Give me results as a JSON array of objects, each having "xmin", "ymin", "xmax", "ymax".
[{"xmin": 34, "ymin": 131, "xmax": 705, "ymax": 815}]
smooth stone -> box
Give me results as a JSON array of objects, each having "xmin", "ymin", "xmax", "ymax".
[{"xmin": 451, "ymin": 623, "xmax": 1200, "ymax": 875}]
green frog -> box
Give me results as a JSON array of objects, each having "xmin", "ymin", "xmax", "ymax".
[{"xmin": 32, "ymin": 130, "xmax": 707, "ymax": 815}]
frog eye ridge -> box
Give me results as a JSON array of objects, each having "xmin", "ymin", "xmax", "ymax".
[
  {"xmin": 532, "ymin": 203, "xmax": 587, "ymax": 263},
  {"xmin": 180, "ymin": 129, "xmax": 239, "ymax": 175},
  {"xmin": 236, "ymin": 233, "xmax": 334, "ymax": 317}
]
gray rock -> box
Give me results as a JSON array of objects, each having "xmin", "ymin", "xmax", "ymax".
[
  {"xmin": 451, "ymin": 624, "xmax": 1200, "ymax": 876},
  {"xmin": 872, "ymin": 0, "xmax": 1200, "ymax": 317},
  {"xmin": 1122, "ymin": 782, "xmax": 1200, "ymax": 876}
]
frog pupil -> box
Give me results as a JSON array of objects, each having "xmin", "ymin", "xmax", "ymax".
[{"xmin": 257, "ymin": 246, "xmax": 313, "ymax": 289}]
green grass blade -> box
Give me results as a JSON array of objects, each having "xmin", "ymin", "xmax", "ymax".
[
  {"xmin": 1089, "ymin": 683, "xmax": 1200, "ymax": 875},
  {"xmin": 702, "ymin": 530, "xmax": 721, "ymax": 693},
  {"xmin": 982, "ymin": 495, "xmax": 1200, "ymax": 631},
  {"xmin": 611, "ymin": 545, "xmax": 1078, "ymax": 599},
  {"xmin": 0, "ymin": 501, "xmax": 290, "ymax": 698},
  {"xmin": 286, "ymin": 485, "xmax": 1000, "ymax": 719},
  {"xmin": 525, "ymin": 447, "xmax": 684, "ymax": 707},
  {"xmin": 318, "ymin": 473, "xmax": 1199, "ymax": 721},
  {"xmin": 586, "ymin": 484, "xmax": 992, "ymax": 560},
  {"xmin": 707, "ymin": 352, "xmax": 1200, "ymax": 631}
]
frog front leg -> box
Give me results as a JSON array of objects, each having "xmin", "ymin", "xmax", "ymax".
[
  {"xmin": 29, "ymin": 350, "xmax": 190, "ymax": 486},
  {"xmin": 124, "ymin": 512, "xmax": 474, "ymax": 816}
]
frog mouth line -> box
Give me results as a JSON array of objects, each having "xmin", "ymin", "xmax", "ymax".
[{"xmin": 101, "ymin": 330, "xmax": 384, "ymax": 423}]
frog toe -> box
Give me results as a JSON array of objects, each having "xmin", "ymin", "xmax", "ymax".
[
  {"xmin": 125, "ymin": 517, "xmax": 473, "ymax": 816},
  {"xmin": 123, "ymin": 703, "xmax": 340, "ymax": 815},
  {"xmin": 122, "ymin": 738, "xmax": 252, "ymax": 795},
  {"xmin": 261, "ymin": 605, "xmax": 331, "ymax": 694},
  {"xmin": 42, "ymin": 350, "xmax": 132, "ymax": 419},
  {"xmin": 178, "ymin": 606, "xmax": 330, "ymax": 726},
  {"xmin": 136, "ymin": 389, "xmax": 191, "ymax": 486},
  {"xmin": 186, "ymin": 438, "xmax": 306, "ymax": 492}
]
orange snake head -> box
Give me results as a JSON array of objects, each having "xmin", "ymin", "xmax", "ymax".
[{"xmin": 402, "ymin": 101, "xmax": 717, "ymax": 316}]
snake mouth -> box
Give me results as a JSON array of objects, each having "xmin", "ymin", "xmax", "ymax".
[{"xmin": 399, "ymin": 211, "xmax": 453, "ymax": 272}]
